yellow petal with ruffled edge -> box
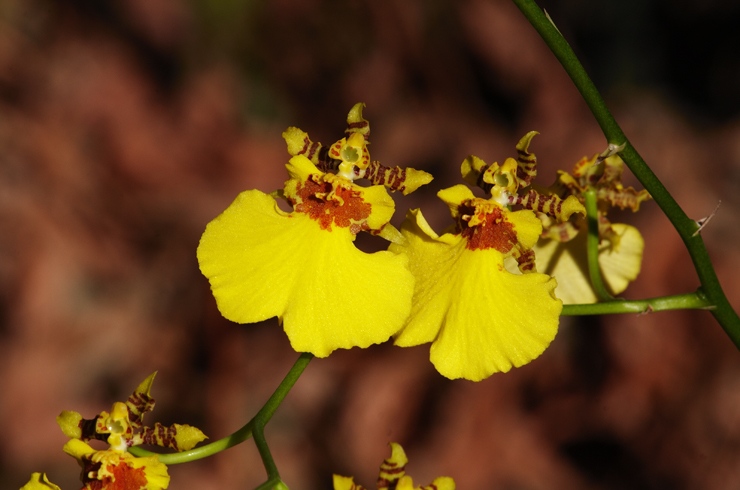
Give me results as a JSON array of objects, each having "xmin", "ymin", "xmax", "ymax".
[
  {"xmin": 197, "ymin": 190, "xmax": 413, "ymax": 357},
  {"xmin": 532, "ymin": 223, "xmax": 644, "ymax": 304},
  {"xmin": 20, "ymin": 473, "xmax": 61, "ymax": 490},
  {"xmin": 391, "ymin": 209, "xmax": 561, "ymax": 381}
]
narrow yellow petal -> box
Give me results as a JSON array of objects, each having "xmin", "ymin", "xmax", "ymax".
[{"xmin": 62, "ymin": 439, "xmax": 96, "ymax": 460}]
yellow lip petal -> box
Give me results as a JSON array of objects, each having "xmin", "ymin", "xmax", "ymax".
[
  {"xmin": 391, "ymin": 209, "xmax": 561, "ymax": 381},
  {"xmin": 198, "ymin": 190, "xmax": 414, "ymax": 357},
  {"xmin": 390, "ymin": 209, "xmax": 464, "ymax": 346},
  {"xmin": 427, "ymin": 247, "xmax": 560, "ymax": 380},
  {"xmin": 532, "ymin": 222, "xmax": 644, "ymax": 304}
]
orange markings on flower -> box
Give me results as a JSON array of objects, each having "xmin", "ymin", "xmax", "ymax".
[
  {"xmin": 82, "ymin": 460, "xmax": 147, "ymax": 490},
  {"xmin": 293, "ymin": 175, "xmax": 372, "ymax": 234},
  {"xmin": 104, "ymin": 461, "xmax": 148, "ymax": 490},
  {"xmin": 458, "ymin": 201, "xmax": 517, "ymax": 253}
]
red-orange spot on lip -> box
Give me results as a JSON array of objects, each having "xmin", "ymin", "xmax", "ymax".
[
  {"xmin": 459, "ymin": 201, "xmax": 517, "ymax": 253},
  {"xmin": 292, "ymin": 175, "xmax": 372, "ymax": 233},
  {"xmin": 105, "ymin": 461, "xmax": 148, "ymax": 490}
]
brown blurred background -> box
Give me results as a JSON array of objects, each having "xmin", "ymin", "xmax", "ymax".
[{"xmin": 1, "ymin": 0, "xmax": 740, "ymax": 489}]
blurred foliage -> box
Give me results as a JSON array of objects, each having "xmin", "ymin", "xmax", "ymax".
[{"xmin": 0, "ymin": 1, "xmax": 739, "ymax": 490}]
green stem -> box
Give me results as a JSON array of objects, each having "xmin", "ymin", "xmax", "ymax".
[
  {"xmin": 252, "ymin": 420, "xmax": 280, "ymax": 490},
  {"xmin": 511, "ymin": 0, "xmax": 740, "ymax": 347},
  {"xmin": 584, "ymin": 189, "xmax": 613, "ymax": 301},
  {"xmin": 562, "ymin": 291, "xmax": 712, "ymax": 316},
  {"xmin": 129, "ymin": 352, "xmax": 313, "ymax": 465}
]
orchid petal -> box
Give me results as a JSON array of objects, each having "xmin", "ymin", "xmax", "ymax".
[{"xmin": 197, "ymin": 190, "xmax": 413, "ymax": 357}]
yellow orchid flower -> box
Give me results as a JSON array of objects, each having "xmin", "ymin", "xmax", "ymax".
[
  {"xmin": 57, "ymin": 372, "xmax": 207, "ymax": 452},
  {"xmin": 391, "ymin": 189, "xmax": 562, "ymax": 381},
  {"xmin": 198, "ymin": 104, "xmax": 432, "ymax": 357},
  {"xmin": 333, "ymin": 443, "xmax": 454, "ymax": 490},
  {"xmin": 63, "ymin": 439, "xmax": 169, "ymax": 490},
  {"xmin": 26, "ymin": 374, "xmax": 205, "ymax": 490},
  {"xmin": 283, "ymin": 103, "xmax": 433, "ymax": 195},
  {"xmin": 391, "ymin": 133, "xmax": 584, "ymax": 381},
  {"xmin": 533, "ymin": 153, "xmax": 650, "ymax": 303},
  {"xmin": 533, "ymin": 221, "xmax": 644, "ymax": 304}
]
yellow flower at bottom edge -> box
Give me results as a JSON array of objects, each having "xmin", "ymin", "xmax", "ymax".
[
  {"xmin": 63, "ymin": 439, "xmax": 169, "ymax": 490},
  {"xmin": 197, "ymin": 155, "xmax": 414, "ymax": 358},
  {"xmin": 390, "ymin": 185, "xmax": 562, "ymax": 381},
  {"xmin": 531, "ymin": 222, "xmax": 644, "ymax": 304},
  {"xmin": 333, "ymin": 443, "xmax": 454, "ymax": 490},
  {"xmin": 20, "ymin": 473, "xmax": 61, "ymax": 490}
]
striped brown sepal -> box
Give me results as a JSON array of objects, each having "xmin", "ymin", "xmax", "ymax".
[
  {"xmin": 125, "ymin": 391, "xmax": 154, "ymax": 430},
  {"xmin": 509, "ymin": 188, "xmax": 585, "ymax": 223},
  {"xmin": 283, "ymin": 127, "xmax": 342, "ymax": 173},
  {"xmin": 418, "ymin": 478, "xmax": 456, "ymax": 490},
  {"xmin": 132, "ymin": 422, "xmax": 207, "ymax": 451},
  {"xmin": 515, "ymin": 131, "xmax": 539, "ymax": 187},
  {"xmin": 345, "ymin": 102, "xmax": 370, "ymax": 142},
  {"xmin": 364, "ymin": 161, "xmax": 433, "ymax": 195},
  {"xmin": 597, "ymin": 186, "xmax": 651, "ymax": 212},
  {"xmin": 134, "ymin": 422, "xmax": 179, "ymax": 449},
  {"xmin": 572, "ymin": 154, "xmax": 651, "ymax": 212},
  {"xmin": 511, "ymin": 244, "xmax": 537, "ymax": 273},
  {"xmin": 377, "ymin": 443, "xmax": 408, "ymax": 490},
  {"xmin": 333, "ymin": 475, "xmax": 368, "ymax": 490},
  {"xmin": 125, "ymin": 373, "xmax": 157, "ymax": 429}
]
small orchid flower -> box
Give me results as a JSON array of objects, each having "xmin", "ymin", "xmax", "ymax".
[
  {"xmin": 333, "ymin": 443, "xmax": 455, "ymax": 490},
  {"xmin": 23, "ymin": 373, "xmax": 206, "ymax": 490},
  {"xmin": 62, "ymin": 439, "xmax": 170, "ymax": 490},
  {"xmin": 198, "ymin": 104, "xmax": 433, "ymax": 357},
  {"xmin": 533, "ymin": 153, "xmax": 650, "ymax": 303},
  {"xmin": 391, "ymin": 133, "xmax": 585, "ymax": 381}
]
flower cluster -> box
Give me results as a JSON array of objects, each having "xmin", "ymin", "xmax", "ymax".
[
  {"xmin": 198, "ymin": 105, "xmax": 647, "ymax": 381},
  {"xmin": 532, "ymin": 152, "xmax": 651, "ymax": 303},
  {"xmin": 333, "ymin": 443, "xmax": 454, "ymax": 490},
  {"xmin": 391, "ymin": 132, "xmax": 586, "ymax": 380},
  {"xmin": 198, "ymin": 103, "xmax": 431, "ymax": 358},
  {"xmin": 22, "ymin": 373, "xmax": 206, "ymax": 490}
]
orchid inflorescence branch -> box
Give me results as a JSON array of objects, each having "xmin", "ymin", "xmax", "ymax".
[
  {"xmin": 511, "ymin": 0, "xmax": 739, "ymax": 346},
  {"xmin": 22, "ymin": 2, "xmax": 740, "ymax": 490}
]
